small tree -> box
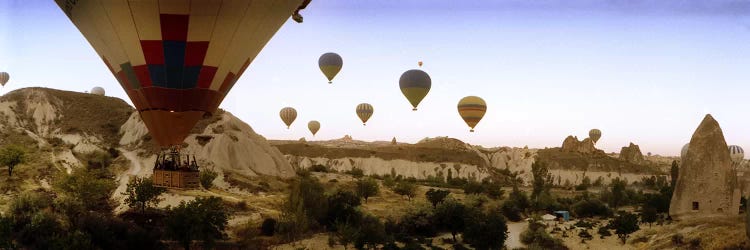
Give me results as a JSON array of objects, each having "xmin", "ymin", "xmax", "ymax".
[
  {"xmin": 640, "ymin": 206, "xmax": 657, "ymax": 227},
  {"xmin": 426, "ymin": 188, "xmax": 450, "ymax": 207},
  {"xmin": 122, "ymin": 177, "xmax": 166, "ymax": 213},
  {"xmin": 434, "ymin": 198, "xmax": 465, "ymax": 242},
  {"xmin": 393, "ymin": 182, "xmax": 417, "ymax": 201},
  {"xmin": 463, "ymin": 206, "xmax": 509, "ymax": 250},
  {"xmin": 200, "ymin": 168, "xmax": 219, "ymax": 189},
  {"xmin": 0, "ymin": 145, "xmax": 25, "ymax": 177},
  {"xmin": 165, "ymin": 196, "xmax": 229, "ymax": 250},
  {"xmin": 610, "ymin": 211, "xmax": 640, "ymax": 244},
  {"xmin": 356, "ymin": 177, "xmax": 379, "ymax": 203}
]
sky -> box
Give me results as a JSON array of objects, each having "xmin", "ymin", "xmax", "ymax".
[{"xmin": 1, "ymin": 0, "xmax": 749, "ymax": 156}]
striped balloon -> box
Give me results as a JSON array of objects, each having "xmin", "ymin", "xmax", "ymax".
[
  {"xmin": 729, "ymin": 145, "xmax": 744, "ymax": 167},
  {"xmin": 55, "ymin": 0, "xmax": 304, "ymax": 147},
  {"xmin": 0, "ymin": 72, "xmax": 9, "ymax": 86},
  {"xmin": 589, "ymin": 129, "xmax": 602, "ymax": 143},
  {"xmin": 319, "ymin": 52, "xmax": 342, "ymax": 84},
  {"xmin": 308, "ymin": 120, "xmax": 320, "ymax": 136},
  {"xmin": 356, "ymin": 103, "xmax": 374, "ymax": 126},
  {"xmin": 279, "ymin": 107, "xmax": 297, "ymax": 129},
  {"xmin": 91, "ymin": 86, "xmax": 105, "ymax": 96},
  {"xmin": 457, "ymin": 96, "xmax": 486, "ymax": 132},
  {"xmin": 399, "ymin": 69, "xmax": 431, "ymax": 111}
]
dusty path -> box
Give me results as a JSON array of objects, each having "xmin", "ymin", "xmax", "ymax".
[{"xmin": 113, "ymin": 149, "xmax": 149, "ymax": 213}]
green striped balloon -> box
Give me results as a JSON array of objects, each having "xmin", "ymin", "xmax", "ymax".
[
  {"xmin": 457, "ymin": 96, "xmax": 486, "ymax": 132},
  {"xmin": 356, "ymin": 103, "xmax": 374, "ymax": 125}
]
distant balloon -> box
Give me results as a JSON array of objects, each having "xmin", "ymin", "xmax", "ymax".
[
  {"xmin": 308, "ymin": 120, "xmax": 320, "ymax": 136},
  {"xmin": 418, "ymin": 61, "xmax": 423, "ymax": 67},
  {"xmin": 681, "ymin": 143, "xmax": 689, "ymax": 160},
  {"xmin": 91, "ymin": 87, "xmax": 105, "ymax": 96},
  {"xmin": 589, "ymin": 129, "xmax": 602, "ymax": 143},
  {"xmin": 319, "ymin": 52, "xmax": 342, "ymax": 84},
  {"xmin": 729, "ymin": 145, "xmax": 744, "ymax": 167},
  {"xmin": 0, "ymin": 72, "xmax": 9, "ymax": 86},
  {"xmin": 356, "ymin": 103, "xmax": 374, "ymax": 126},
  {"xmin": 399, "ymin": 69, "xmax": 431, "ymax": 111},
  {"xmin": 279, "ymin": 107, "xmax": 297, "ymax": 129},
  {"xmin": 457, "ymin": 96, "xmax": 487, "ymax": 132}
]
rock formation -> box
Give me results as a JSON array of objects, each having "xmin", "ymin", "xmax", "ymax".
[
  {"xmin": 391, "ymin": 137, "xmax": 397, "ymax": 145},
  {"xmin": 670, "ymin": 114, "xmax": 739, "ymax": 220},
  {"xmin": 619, "ymin": 142, "xmax": 644, "ymax": 164},
  {"xmin": 561, "ymin": 136, "xmax": 597, "ymax": 154}
]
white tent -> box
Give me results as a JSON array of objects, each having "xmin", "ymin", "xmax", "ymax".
[{"xmin": 542, "ymin": 214, "xmax": 557, "ymax": 221}]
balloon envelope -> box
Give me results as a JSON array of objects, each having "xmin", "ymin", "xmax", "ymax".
[
  {"xmin": 457, "ymin": 96, "xmax": 486, "ymax": 132},
  {"xmin": 729, "ymin": 145, "xmax": 744, "ymax": 166},
  {"xmin": 56, "ymin": 0, "xmax": 303, "ymax": 146},
  {"xmin": 0, "ymin": 72, "xmax": 8, "ymax": 86},
  {"xmin": 356, "ymin": 103, "xmax": 374, "ymax": 125},
  {"xmin": 589, "ymin": 129, "xmax": 602, "ymax": 143},
  {"xmin": 280, "ymin": 107, "xmax": 297, "ymax": 129},
  {"xmin": 399, "ymin": 69, "xmax": 431, "ymax": 111},
  {"xmin": 91, "ymin": 86, "xmax": 105, "ymax": 96},
  {"xmin": 308, "ymin": 120, "xmax": 320, "ymax": 136},
  {"xmin": 319, "ymin": 52, "xmax": 342, "ymax": 83}
]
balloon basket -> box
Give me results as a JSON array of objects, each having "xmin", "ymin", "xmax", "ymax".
[
  {"xmin": 152, "ymin": 147, "xmax": 200, "ymax": 189},
  {"xmin": 412, "ymin": 108, "xmax": 417, "ymax": 111},
  {"xmin": 470, "ymin": 129, "xmax": 474, "ymax": 132}
]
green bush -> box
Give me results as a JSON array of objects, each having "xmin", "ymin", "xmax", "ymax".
[
  {"xmin": 346, "ymin": 167, "xmax": 365, "ymax": 178},
  {"xmin": 571, "ymin": 198, "xmax": 612, "ymax": 218},
  {"xmin": 393, "ymin": 182, "xmax": 418, "ymax": 201},
  {"xmin": 309, "ymin": 164, "xmax": 330, "ymax": 173},
  {"xmin": 356, "ymin": 177, "xmax": 380, "ymax": 203},
  {"xmin": 200, "ymin": 168, "xmax": 219, "ymax": 189}
]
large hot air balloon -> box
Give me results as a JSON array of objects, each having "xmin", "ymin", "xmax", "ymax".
[
  {"xmin": 457, "ymin": 96, "xmax": 486, "ymax": 132},
  {"xmin": 729, "ymin": 145, "xmax": 744, "ymax": 168},
  {"xmin": 589, "ymin": 129, "xmax": 602, "ymax": 143},
  {"xmin": 356, "ymin": 103, "xmax": 374, "ymax": 126},
  {"xmin": 308, "ymin": 121, "xmax": 320, "ymax": 136},
  {"xmin": 56, "ymin": 0, "xmax": 305, "ymax": 147},
  {"xmin": 319, "ymin": 52, "xmax": 342, "ymax": 84},
  {"xmin": 0, "ymin": 72, "xmax": 8, "ymax": 87},
  {"xmin": 399, "ymin": 69, "xmax": 431, "ymax": 111},
  {"xmin": 91, "ymin": 86, "xmax": 105, "ymax": 96},
  {"xmin": 280, "ymin": 107, "xmax": 297, "ymax": 129}
]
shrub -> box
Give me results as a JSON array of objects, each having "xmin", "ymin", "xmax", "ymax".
[
  {"xmin": 425, "ymin": 188, "xmax": 450, "ymax": 208},
  {"xmin": 597, "ymin": 226, "xmax": 612, "ymax": 239},
  {"xmin": 393, "ymin": 182, "xmax": 418, "ymax": 201},
  {"xmin": 200, "ymin": 168, "xmax": 219, "ymax": 189},
  {"xmin": 671, "ymin": 233, "xmax": 684, "ymax": 245},
  {"xmin": 520, "ymin": 218, "xmax": 568, "ymax": 250},
  {"xmin": 309, "ymin": 164, "xmax": 329, "ymax": 173},
  {"xmin": 165, "ymin": 197, "xmax": 229, "ymax": 250},
  {"xmin": 122, "ymin": 177, "xmax": 166, "ymax": 213},
  {"xmin": 571, "ymin": 198, "xmax": 611, "ymax": 218},
  {"xmin": 346, "ymin": 167, "xmax": 365, "ymax": 178},
  {"xmin": 356, "ymin": 177, "xmax": 380, "ymax": 203}
]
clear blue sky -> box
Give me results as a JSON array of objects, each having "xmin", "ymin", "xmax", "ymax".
[{"xmin": 1, "ymin": 0, "xmax": 749, "ymax": 156}]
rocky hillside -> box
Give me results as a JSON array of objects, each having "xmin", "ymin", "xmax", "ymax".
[{"xmin": 0, "ymin": 88, "xmax": 294, "ymax": 210}]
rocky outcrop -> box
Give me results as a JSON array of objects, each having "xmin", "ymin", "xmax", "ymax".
[
  {"xmin": 670, "ymin": 114, "xmax": 738, "ymax": 220},
  {"xmin": 561, "ymin": 136, "xmax": 597, "ymax": 154},
  {"xmin": 619, "ymin": 142, "xmax": 644, "ymax": 164},
  {"xmin": 391, "ymin": 137, "xmax": 397, "ymax": 145}
]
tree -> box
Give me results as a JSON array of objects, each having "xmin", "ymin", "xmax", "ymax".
[
  {"xmin": 352, "ymin": 214, "xmax": 387, "ymax": 250},
  {"xmin": 463, "ymin": 206, "xmax": 509, "ymax": 250},
  {"xmin": 520, "ymin": 217, "xmax": 568, "ymax": 250},
  {"xmin": 426, "ymin": 188, "xmax": 450, "ymax": 208},
  {"xmin": 325, "ymin": 190, "xmax": 362, "ymax": 229},
  {"xmin": 122, "ymin": 177, "xmax": 166, "ymax": 213},
  {"xmin": 609, "ymin": 211, "xmax": 639, "ymax": 244},
  {"xmin": 165, "ymin": 196, "xmax": 229, "ymax": 250},
  {"xmin": 608, "ymin": 178, "xmax": 627, "ymax": 209},
  {"xmin": 571, "ymin": 198, "xmax": 611, "ymax": 218},
  {"xmin": 200, "ymin": 168, "xmax": 219, "ymax": 189},
  {"xmin": 501, "ymin": 185, "xmax": 530, "ymax": 222},
  {"xmin": 640, "ymin": 206, "xmax": 657, "ymax": 227},
  {"xmin": 531, "ymin": 161, "xmax": 551, "ymax": 200},
  {"xmin": 434, "ymin": 198, "xmax": 466, "ymax": 242},
  {"xmin": 393, "ymin": 182, "xmax": 417, "ymax": 201},
  {"xmin": 55, "ymin": 168, "xmax": 117, "ymax": 212},
  {"xmin": 356, "ymin": 177, "xmax": 379, "ymax": 203},
  {"xmin": 670, "ymin": 161, "xmax": 679, "ymax": 188},
  {"xmin": 0, "ymin": 145, "xmax": 25, "ymax": 176}
]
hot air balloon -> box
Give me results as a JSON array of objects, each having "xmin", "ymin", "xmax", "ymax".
[
  {"xmin": 280, "ymin": 107, "xmax": 297, "ymax": 129},
  {"xmin": 356, "ymin": 103, "xmax": 374, "ymax": 126},
  {"xmin": 308, "ymin": 121, "xmax": 320, "ymax": 136},
  {"xmin": 56, "ymin": 0, "xmax": 304, "ymax": 148},
  {"xmin": 319, "ymin": 52, "xmax": 342, "ymax": 84},
  {"xmin": 457, "ymin": 96, "xmax": 486, "ymax": 132},
  {"xmin": 0, "ymin": 72, "xmax": 8, "ymax": 87},
  {"xmin": 91, "ymin": 86, "xmax": 105, "ymax": 96},
  {"xmin": 589, "ymin": 129, "xmax": 602, "ymax": 143},
  {"xmin": 399, "ymin": 69, "xmax": 431, "ymax": 111},
  {"xmin": 681, "ymin": 143, "xmax": 689, "ymax": 160},
  {"xmin": 729, "ymin": 145, "xmax": 744, "ymax": 168},
  {"xmin": 418, "ymin": 61, "xmax": 423, "ymax": 67}
]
